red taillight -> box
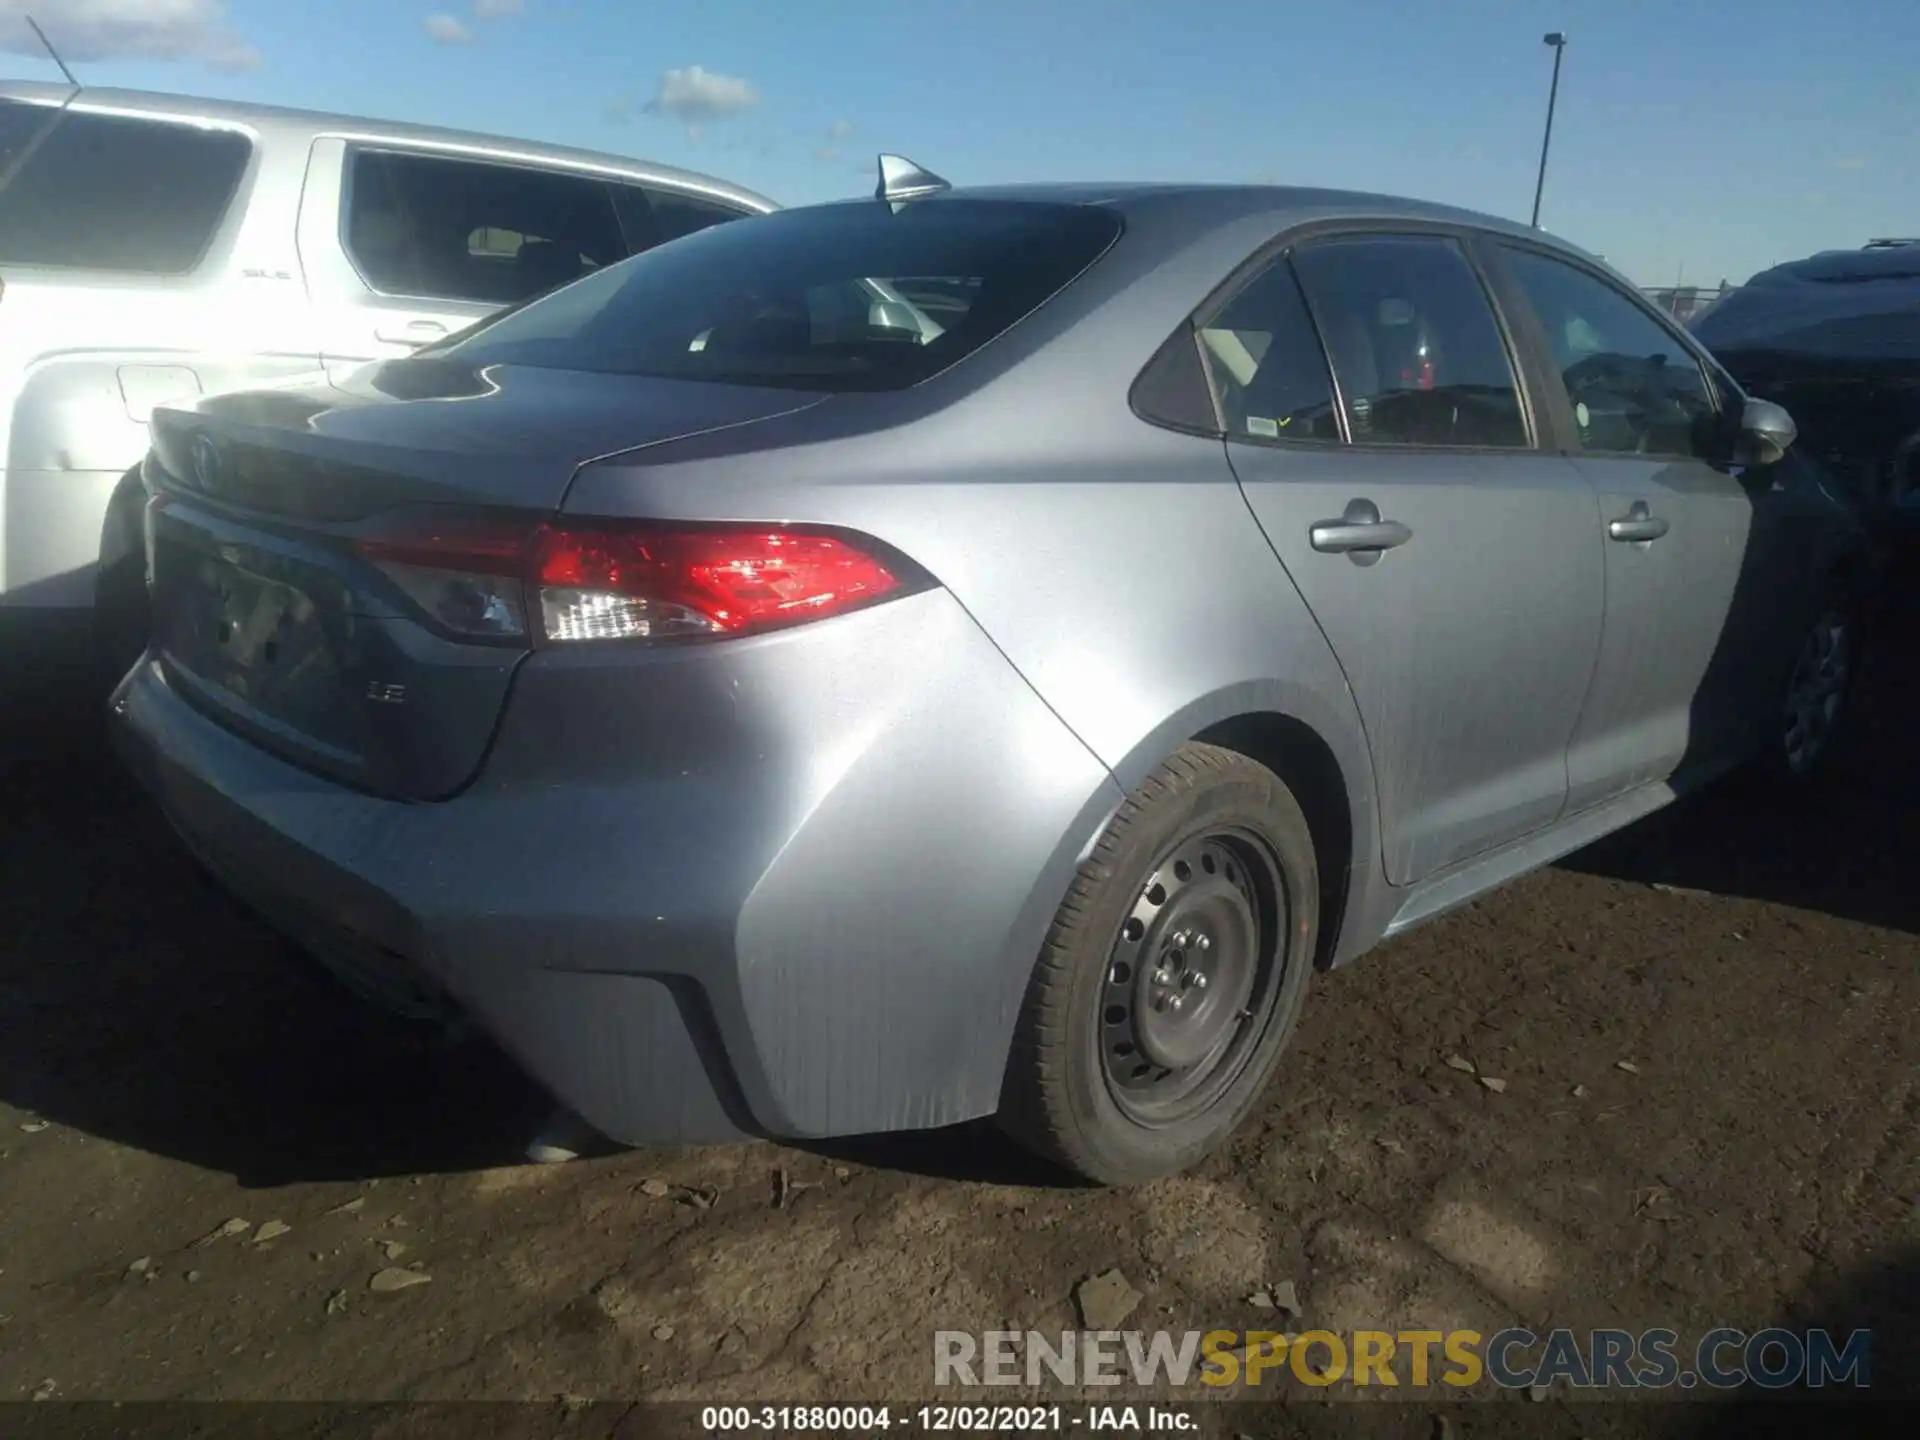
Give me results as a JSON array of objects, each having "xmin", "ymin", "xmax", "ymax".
[
  {"xmin": 530, "ymin": 527, "xmax": 906, "ymax": 641},
  {"xmin": 357, "ymin": 521, "xmax": 527, "ymax": 577},
  {"xmin": 356, "ymin": 516, "xmax": 919, "ymax": 645}
]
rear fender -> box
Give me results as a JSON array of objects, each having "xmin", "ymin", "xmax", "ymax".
[{"xmin": 1103, "ymin": 680, "xmax": 1384, "ymax": 967}]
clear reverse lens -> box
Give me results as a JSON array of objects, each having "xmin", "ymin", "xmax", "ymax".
[{"xmin": 539, "ymin": 588, "xmax": 722, "ymax": 642}]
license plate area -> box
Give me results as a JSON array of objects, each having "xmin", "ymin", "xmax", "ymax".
[
  {"xmin": 146, "ymin": 497, "xmax": 532, "ymax": 800},
  {"xmin": 176, "ymin": 557, "xmax": 325, "ymax": 685},
  {"xmin": 152, "ymin": 525, "xmax": 371, "ymax": 764}
]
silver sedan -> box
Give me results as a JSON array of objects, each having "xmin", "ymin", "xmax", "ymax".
[{"xmin": 111, "ymin": 158, "xmax": 1868, "ymax": 1184}]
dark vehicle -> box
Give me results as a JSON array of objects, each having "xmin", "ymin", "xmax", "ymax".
[{"xmin": 1690, "ymin": 241, "xmax": 1920, "ymax": 559}]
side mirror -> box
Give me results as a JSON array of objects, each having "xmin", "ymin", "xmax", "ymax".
[{"xmin": 1737, "ymin": 397, "xmax": 1797, "ymax": 465}]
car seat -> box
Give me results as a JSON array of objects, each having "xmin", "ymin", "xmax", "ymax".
[{"xmin": 513, "ymin": 240, "xmax": 584, "ymax": 300}]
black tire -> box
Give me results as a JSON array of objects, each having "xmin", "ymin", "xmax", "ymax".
[
  {"xmin": 92, "ymin": 547, "xmax": 150, "ymax": 701},
  {"xmin": 92, "ymin": 480, "xmax": 151, "ymax": 702},
  {"xmin": 998, "ymin": 743, "xmax": 1318, "ymax": 1185},
  {"xmin": 1757, "ymin": 580, "xmax": 1864, "ymax": 788}
]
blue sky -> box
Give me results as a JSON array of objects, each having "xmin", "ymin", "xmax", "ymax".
[{"xmin": 3, "ymin": 0, "xmax": 1915, "ymax": 286}]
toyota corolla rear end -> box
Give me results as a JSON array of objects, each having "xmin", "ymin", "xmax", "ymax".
[{"xmin": 108, "ymin": 194, "xmax": 1129, "ymax": 1146}]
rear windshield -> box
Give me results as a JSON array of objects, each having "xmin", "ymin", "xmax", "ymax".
[
  {"xmin": 0, "ymin": 100, "xmax": 252, "ymax": 275},
  {"xmin": 432, "ymin": 199, "xmax": 1124, "ymax": 391}
]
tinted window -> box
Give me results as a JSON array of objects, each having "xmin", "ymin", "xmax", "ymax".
[
  {"xmin": 640, "ymin": 187, "xmax": 749, "ymax": 243},
  {"xmin": 609, "ymin": 183, "xmax": 748, "ymax": 255},
  {"xmin": 1197, "ymin": 258, "xmax": 1341, "ymax": 442},
  {"xmin": 434, "ymin": 200, "xmax": 1123, "ymax": 392},
  {"xmin": 1292, "ymin": 235, "xmax": 1529, "ymax": 449},
  {"xmin": 0, "ymin": 102, "xmax": 251, "ymax": 274},
  {"xmin": 0, "ymin": 97, "xmax": 58, "ymax": 174},
  {"xmin": 1130, "ymin": 326, "xmax": 1217, "ymax": 433},
  {"xmin": 346, "ymin": 150, "xmax": 627, "ymax": 305},
  {"xmin": 1500, "ymin": 245, "xmax": 1717, "ymax": 457}
]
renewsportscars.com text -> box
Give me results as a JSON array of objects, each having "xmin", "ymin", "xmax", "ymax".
[{"xmin": 933, "ymin": 1326, "xmax": 1873, "ymax": 1390}]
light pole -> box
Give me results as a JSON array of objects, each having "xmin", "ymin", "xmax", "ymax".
[{"xmin": 1530, "ymin": 32, "xmax": 1567, "ymax": 228}]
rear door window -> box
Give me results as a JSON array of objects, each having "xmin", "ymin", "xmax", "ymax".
[
  {"xmin": 344, "ymin": 149, "xmax": 628, "ymax": 305},
  {"xmin": 0, "ymin": 101, "xmax": 251, "ymax": 274},
  {"xmin": 434, "ymin": 199, "xmax": 1123, "ymax": 392},
  {"xmin": 1197, "ymin": 257, "xmax": 1343, "ymax": 442},
  {"xmin": 1291, "ymin": 234, "xmax": 1531, "ymax": 449}
]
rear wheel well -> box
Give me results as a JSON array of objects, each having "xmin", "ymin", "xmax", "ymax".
[
  {"xmin": 1192, "ymin": 712, "xmax": 1352, "ymax": 969},
  {"xmin": 1822, "ymin": 547, "xmax": 1884, "ymax": 635}
]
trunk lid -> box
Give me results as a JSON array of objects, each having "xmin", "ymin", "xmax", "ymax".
[
  {"xmin": 149, "ymin": 358, "xmax": 825, "ymax": 520},
  {"xmin": 145, "ymin": 360, "xmax": 825, "ymax": 799}
]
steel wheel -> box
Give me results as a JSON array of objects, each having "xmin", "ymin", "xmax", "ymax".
[
  {"xmin": 1098, "ymin": 828, "xmax": 1284, "ymax": 1126},
  {"xmin": 998, "ymin": 742, "xmax": 1320, "ymax": 1186},
  {"xmin": 1781, "ymin": 607, "xmax": 1851, "ymax": 776}
]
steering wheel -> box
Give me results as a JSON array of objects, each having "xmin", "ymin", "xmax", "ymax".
[{"xmin": 1564, "ymin": 352, "xmax": 1669, "ymax": 454}]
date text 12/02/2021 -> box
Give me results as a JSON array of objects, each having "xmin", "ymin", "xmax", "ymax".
[{"xmin": 701, "ymin": 1406, "xmax": 1196, "ymax": 1431}]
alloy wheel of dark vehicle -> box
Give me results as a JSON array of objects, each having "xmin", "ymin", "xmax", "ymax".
[
  {"xmin": 999, "ymin": 743, "xmax": 1319, "ymax": 1186},
  {"xmin": 1777, "ymin": 603, "xmax": 1854, "ymax": 779},
  {"xmin": 92, "ymin": 548, "xmax": 150, "ymax": 702}
]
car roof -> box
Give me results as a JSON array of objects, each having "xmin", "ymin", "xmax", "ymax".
[
  {"xmin": 817, "ymin": 179, "xmax": 1610, "ymax": 270},
  {"xmin": 0, "ymin": 80, "xmax": 778, "ymax": 212},
  {"xmin": 1751, "ymin": 244, "xmax": 1920, "ymax": 286},
  {"xmin": 935, "ymin": 179, "xmax": 1511, "ymax": 220}
]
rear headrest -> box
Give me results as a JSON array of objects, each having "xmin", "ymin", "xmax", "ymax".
[
  {"xmin": 1333, "ymin": 310, "xmax": 1379, "ymax": 403},
  {"xmin": 514, "ymin": 239, "xmax": 581, "ymax": 297}
]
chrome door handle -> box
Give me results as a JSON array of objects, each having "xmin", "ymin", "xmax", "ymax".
[
  {"xmin": 1608, "ymin": 501, "xmax": 1669, "ymax": 543},
  {"xmin": 1310, "ymin": 499, "xmax": 1413, "ymax": 565},
  {"xmin": 1311, "ymin": 520, "xmax": 1413, "ymax": 551}
]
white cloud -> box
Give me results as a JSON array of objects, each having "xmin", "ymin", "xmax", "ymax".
[
  {"xmin": 815, "ymin": 121, "xmax": 853, "ymax": 162},
  {"xmin": 0, "ymin": 0, "xmax": 259, "ymax": 71},
  {"xmin": 424, "ymin": 12, "xmax": 472, "ymax": 44},
  {"xmin": 473, "ymin": 0, "xmax": 521, "ymax": 15},
  {"xmin": 643, "ymin": 64, "xmax": 760, "ymax": 125}
]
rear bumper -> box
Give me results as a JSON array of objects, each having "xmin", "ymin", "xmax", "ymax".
[
  {"xmin": 1, "ymin": 465, "xmax": 123, "ymax": 610},
  {"xmin": 110, "ymin": 587, "xmax": 1121, "ymax": 1144}
]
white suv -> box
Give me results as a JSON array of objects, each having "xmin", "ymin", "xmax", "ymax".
[{"xmin": 0, "ymin": 80, "xmax": 774, "ymax": 683}]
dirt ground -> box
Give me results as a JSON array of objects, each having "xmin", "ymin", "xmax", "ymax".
[{"xmin": 1, "ymin": 600, "xmax": 1915, "ymax": 1432}]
